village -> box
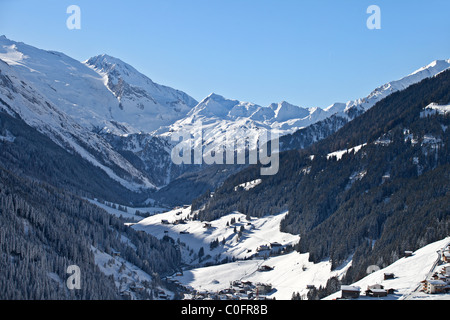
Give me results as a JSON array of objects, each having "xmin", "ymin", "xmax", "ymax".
[
  {"xmin": 120, "ymin": 202, "xmax": 450, "ymax": 301},
  {"xmin": 163, "ymin": 244, "xmax": 284, "ymax": 301},
  {"xmin": 176, "ymin": 279, "xmax": 275, "ymax": 301},
  {"xmin": 336, "ymin": 243, "xmax": 450, "ymax": 300}
]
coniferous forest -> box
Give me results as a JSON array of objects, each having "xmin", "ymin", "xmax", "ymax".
[{"xmin": 0, "ymin": 166, "xmax": 181, "ymax": 299}]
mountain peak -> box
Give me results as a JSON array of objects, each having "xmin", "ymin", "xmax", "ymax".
[
  {"xmin": 85, "ymin": 54, "xmax": 128, "ymax": 68},
  {"xmin": 409, "ymin": 59, "xmax": 450, "ymax": 77},
  {"xmin": 84, "ymin": 54, "xmax": 138, "ymax": 80},
  {"xmin": 205, "ymin": 92, "xmax": 226, "ymax": 101}
]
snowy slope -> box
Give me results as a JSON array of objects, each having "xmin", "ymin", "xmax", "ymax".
[
  {"xmin": 0, "ymin": 53, "xmax": 155, "ymax": 191},
  {"xmin": 324, "ymin": 237, "xmax": 450, "ymax": 300},
  {"xmin": 0, "ymin": 36, "xmax": 198, "ymax": 190},
  {"xmin": 132, "ymin": 207, "xmax": 300, "ymax": 265},
  {"xmin": 0, "ymin": 36, "xmax": 122, "ymax": 133},
  {"xmin": 325, "ymin": 59, "xmax": 450, "ymax": 115},
  {"xmin": 0, "ymin": 36, "xmax": 197, "ymax": 135},
  {"xmin": 90, "ymin": 198, "xmax": 450, "ymax": 301},
  {"xmin": 91, "ymin": 245, "xmax": 174, "ymax": 300},
  {"xmin": 85, "ymin": 54, "xmax": 197, "ymax": 133},
  {"xmin": 421, "ymin": 102, "xmax": 450, "ymax": 117},
  {"xmin": 1, "ymin": 35, "xmax": 448, "ymax": 192},
  {"xmin": 134, "ymin": 207, "xmax": 450, "ymax": 300},
  {"xmin": 157, "ymin": 59, "xmax": 450, "ymax": 157},
  {"xmin": 129, "ymin": 206, "xmax": 349, "ymax": 299}
]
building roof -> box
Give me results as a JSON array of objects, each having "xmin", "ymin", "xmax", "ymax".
[
  {"xmin": 368, "ymin": 289, "xmax": 387, "ymax": 293},
  {"xmin": 341, "ymin": 285, "xmax": 361, "ymax": 292},
  {"xmin": 427, "ymin": 280, "xmax": 447, "ymax": 286}
]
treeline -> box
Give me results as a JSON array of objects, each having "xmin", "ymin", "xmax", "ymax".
[
  {"xmin": 0, "ymin": 166, "xmax": 181, "ymax": 299},
  {"xmin": 194, "ymin": 70, "xmax": 450, "ymax": 285}
]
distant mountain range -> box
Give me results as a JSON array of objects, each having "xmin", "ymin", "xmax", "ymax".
[{"xmin": 1, "ymin": 35, "xmax": 449, "ymax": 202}]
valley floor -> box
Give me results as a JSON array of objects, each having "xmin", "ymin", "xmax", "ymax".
[{"xmin": 91, "ymin": 199, "xmax": 450, "ymax": 301}]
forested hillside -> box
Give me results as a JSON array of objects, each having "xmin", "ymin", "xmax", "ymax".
[
  {"xmin": 194, "ymin": 69, "xmax": 450, "ymax": 284},
  {"xmin": 0, "ymin": 110, "xmax": 182, "ymax": 299},
  {"xmin": 0, "ymin": 166, "xmax": 181, "ymax": 299},
  {"xmin": 0, "ymin": 108, "xmax": 149, "ymax": 205}
]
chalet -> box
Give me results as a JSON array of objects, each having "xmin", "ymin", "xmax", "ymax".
[
  {"xmin": 365, "ymin": 288, "xmax": 387, "ymax": 298},
  {"xmin": 423, "ymin": 280, "xmax": 448, "ymax": 294},
  {"xmin": 341, "ymin": 286, "xmax": 361, "ymax": 299},
  {"xmin": 270, "ymin": 242, "xmax": 282, "ymax": 248},
  {"xmin": 257, "ymin": 245, "xmax": 270, "ymax": 252},
  {"xmin": 241, "ymin": 281, "xmax": 254, "ymax": 288},
  {"xmin": 111, "ymin": 250, "xmax": 121, "ymax": 257},
  {"xmin": 386, "ymin": 288, "xmax": 397, "ymax": 295},
  {"xmin": 256, "ymin": 283, "xmax": 272, "ymax": 295},
  {"xmin": 258, "ymin": 265, "xmax": 274, "ymax": 272},
  {"xmin": 440, "ymin": 266, "xmax": 450, "ymax": 276},
  {"xmin": 232, "ymin": 280, "xmax": 243, "ymax": 288},
  {"xmin": 442, "ymin": 252, "xmax": 450, "ymax": 263},
  {"xmin": 384, "ymin": 273, "xmax": 395, "ymax": 280},
  {"xmin": 367, "ymin": 284, "xmax": 384, "ymax": 290},
  {"xmin": 130, "ymin": 284, "xmax": 145, "ymax": 292},
  {"xmin": 404, "ymin": 251, "xmax": 414, "ymax": 257},
  {"xmin": 161, "ymin": 219, "xmax": 170, "ymax": 225},
  {"xmin": 203, "ymin": 222, "xmax": 212, "ymax": 229},
  {"xmin": 306, "ymin": 285, "xmax": 316, "ymax": 290}
]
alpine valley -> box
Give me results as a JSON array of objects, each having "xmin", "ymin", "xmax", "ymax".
[{"xmin": 0, "ymin": 35, "xmax": 449, "ymax": 300}]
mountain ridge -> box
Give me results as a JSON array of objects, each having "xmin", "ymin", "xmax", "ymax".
[{"xmin": 1, "ymin": 35, "xmax": 449, "ymax": 196}]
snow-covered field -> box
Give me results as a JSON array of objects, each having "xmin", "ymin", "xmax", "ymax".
[
  {"xmin": 421, "ymin": 103, "xmax": 450, "ymax": 117},
  {"xmin": 130, "ymin": 206, "xmax": 347, "ymax": 300},
  {"xmin": 127, "ymin": 205, "xmax": 351, "ymax": 300},
  {"xmin": 86, "ymin": 198, "xmax": 168, "ymax": 221},
  {"xmin": 131, "ymin": 207, "xmax": 300, "ymax": 265},
  {"xmin": 173, "ymin": 251, "xmax": 351, "ymax": 300},
  {"xmin": 324, "ymin": 237, "xmax": 450, "ymax": 300},
  {"xmin": 91, "ymin": 200, "xmax": 450, "ymax": 301}
]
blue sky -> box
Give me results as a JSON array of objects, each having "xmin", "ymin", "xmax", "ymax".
[{"xmin": 1, "ymin": 0, "xmax": 449, "ymax": 108}]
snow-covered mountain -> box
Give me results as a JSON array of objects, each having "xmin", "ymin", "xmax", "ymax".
[
  {"xmin": 85, "ymin": 54, "xmax": 198, "ymax": 133},
  {"xmin": 0, "ymin": 36, "xmax": 197, "ymax": 190},
  {"xmin": 0, "ymin": 51, "xmax": 155, "ymax": 191},
  {"xmin": 157, "ymin": 58, "xmax": 450, "ymax": 156},
  {"xmin": 1, "ymin": 35, "xmax": 449, "ymax": 193},
  {"xmin": 325, "ymin": 59, "xmax": 450, "ymax": 115}
]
